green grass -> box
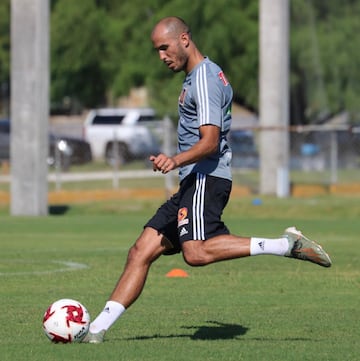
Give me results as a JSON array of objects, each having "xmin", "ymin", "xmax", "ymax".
[{"xmin": 0, "ymin": 195, "xmax": 359, "ymax": 361}]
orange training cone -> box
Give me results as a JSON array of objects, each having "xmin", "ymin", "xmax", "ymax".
[{"xmin": 166, "ymin": 268, "xmax": 189, "ymax": 278}]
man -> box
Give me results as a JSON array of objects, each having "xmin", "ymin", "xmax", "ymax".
[{"xmin": 83, "ymin": 16, "xmax": 331, "ymax": 343}]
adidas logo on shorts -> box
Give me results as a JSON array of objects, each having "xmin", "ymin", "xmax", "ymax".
[{"xmin": 179, "ymin": 227, "xmax": 188, "ymax": 237}]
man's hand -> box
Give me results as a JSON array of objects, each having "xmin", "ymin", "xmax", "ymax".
[
  {"xmin": 150, "ymin": 125, "xmax": 220, "ymax": 174},
  {"xmin": 149, "ymin": 154, "xmax": 177, "ymax": 174}
]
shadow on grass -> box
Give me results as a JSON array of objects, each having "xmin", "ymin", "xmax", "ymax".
[
  {"xmin": 122, "ymin": 320, "xmax": 319, "ymax": 342},
  {"xmin": 48, "ymin": 205, "xmax": 70, "ymax": 215},
  {"xmin": 186, "ymin": 321, "xmax": 249, "ymax": 340},
  {"xmin": 124, "ymin": 321, "xmax": 249, "ymax": 341}
]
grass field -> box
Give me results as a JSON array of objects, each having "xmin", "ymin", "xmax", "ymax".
[{"xmin": 0, "ymin": 195, "xmax": 359, "ymax": 361}]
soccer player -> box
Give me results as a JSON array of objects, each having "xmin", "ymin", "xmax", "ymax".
[{"xmin": 83, "ymin": 16, "xmax": 331, "ymax": 343}]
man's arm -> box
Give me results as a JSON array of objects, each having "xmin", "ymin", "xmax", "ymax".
[{"xmin": 150, "ymin": 124, "xmax": 219, "ymax": 174}]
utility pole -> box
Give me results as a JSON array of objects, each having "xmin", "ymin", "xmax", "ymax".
[
  {"xmin": 10, "ymin": 0, "xmax": 49, "ymax": 215},
  {"xmin": 259, "ymin": 0, "xmax": 290, "ymax": 197}
]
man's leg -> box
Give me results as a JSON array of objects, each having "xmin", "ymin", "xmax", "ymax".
[
  {"xmin": 181, "ymin": 227, "xmax": 331, "ymax": 268},
  {"xmin": 108, "ymin": 227, "xmax": 170, "ymax": 307},
  {"xmin": 83, "ymin": 227, "xmax": 171, "ymax": 343},
  {"xmin": 181, "ymin": 234, "xmax": 251, "ymax": 266}
]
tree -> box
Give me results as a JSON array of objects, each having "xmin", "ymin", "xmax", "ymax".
[
  {"xmin": 51, "ymin": 0, "xmax": 111, "ymax": 108},
  {"xmin": 2, "ymin": 0, "xmax": 359, "ymax": 122},
  {"xmin": 107, "ymin": 0, "xmax": 259, "ymax": 116},
  {"xmin": 290, "ymin": 0, "xmax": 360, "ymax": 123}
]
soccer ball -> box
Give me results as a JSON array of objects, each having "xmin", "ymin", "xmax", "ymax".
[{"xmin": 42, "ymin": 298, "xmax": 90, "ymax": 343}]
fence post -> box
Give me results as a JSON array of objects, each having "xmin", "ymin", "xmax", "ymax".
[
  {"xmin": 112, "ymin": 129, "xmax": 119, "ymax": 189},
  {"xmin": 54, "ymin": 138, "xmax": 62, "ymax": 191},
  {"xmin": 330, "ymin": 131, "xmax": 338, "ymax": 184}
]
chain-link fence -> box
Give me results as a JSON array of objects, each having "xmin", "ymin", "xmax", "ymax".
[
  {"xmin": 289, "ymin": 125, "xmax": 360, "ymax": 182},
  {"xmin": 1, "ymin": 119, "xmax": 359, "ymax": 196},
  {"xmin": 231, "ymin": 124, "xmax": 360, "ymax": 191}
]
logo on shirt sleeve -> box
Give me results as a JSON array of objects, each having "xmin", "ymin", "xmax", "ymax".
[{"xmin": 218, "ymin": 71, "xmax": 229, "ymax": 86}]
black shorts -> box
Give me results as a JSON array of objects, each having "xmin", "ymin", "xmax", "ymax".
[{"xmin": 145, "ymin": 173, "xmax": 232, "ymax": 254}]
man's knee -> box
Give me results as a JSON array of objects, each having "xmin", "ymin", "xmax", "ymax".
[
  {"xmin": 128, "ymin": 229, "xmax": 165, "ymax": 263},
  {"xmin": 182, "ymin": 241, "xmax": 209, "ymax": 267}
]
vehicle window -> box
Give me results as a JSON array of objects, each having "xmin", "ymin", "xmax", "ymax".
[
  {"xmin": 92, "ymin": 115, "xmax": 125, "ymax": 125},
  {"xmin": 138, "ymin": 115, "xmax": 156, "ymax": 122}
]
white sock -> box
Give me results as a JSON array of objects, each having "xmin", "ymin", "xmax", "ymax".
[
  {"xmin": 250, "ymin": 237, "xmax": 289, "ymax": 256},
  {"xmin": 89, "ymin": 300, "xmax": 126, "ymax": 333}
]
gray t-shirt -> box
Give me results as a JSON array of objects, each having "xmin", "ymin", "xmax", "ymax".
[{"xmin": 177, "ymin": 57, "xmax": 233, "ymax": 181}]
